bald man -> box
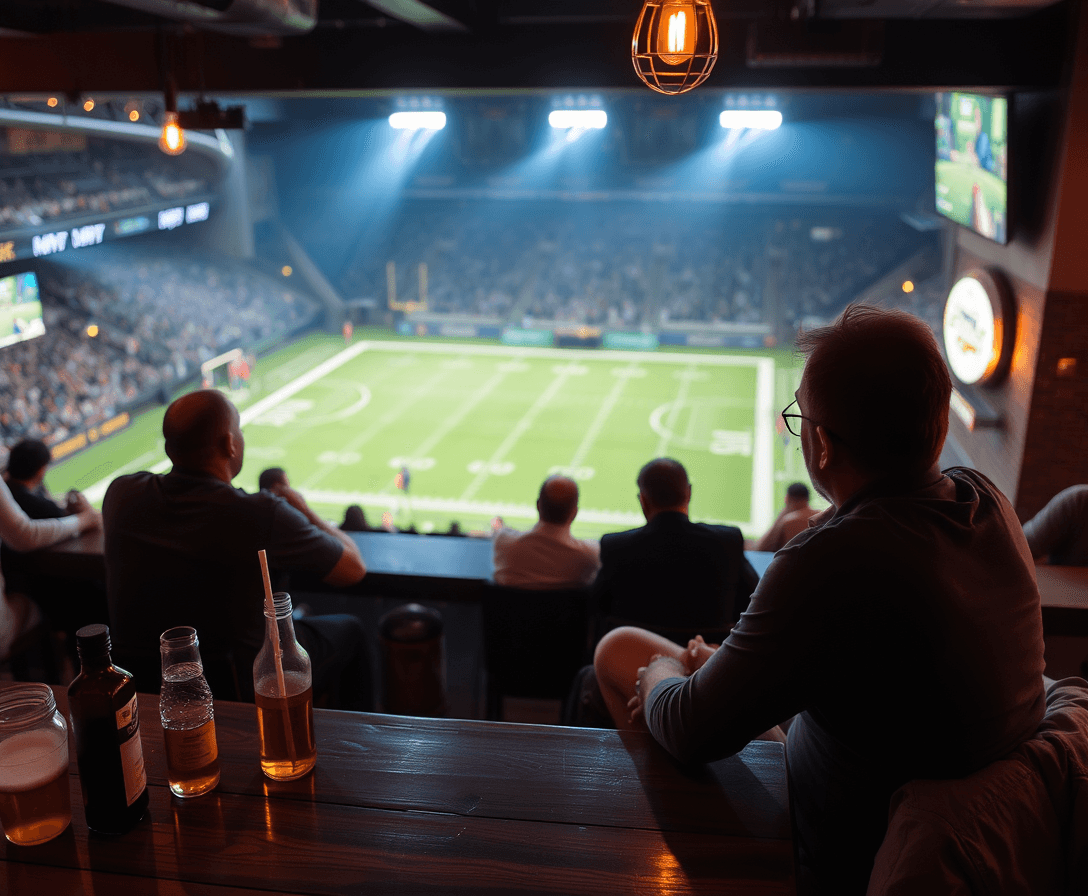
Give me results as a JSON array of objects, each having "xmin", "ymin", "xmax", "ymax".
[
  {"xmin": 103, "ymin": 390, "xmax": 371, "ymax": 709},
  {"xmin": 492, "ymin": 475, "xmax": 600, "ymax": 589}
]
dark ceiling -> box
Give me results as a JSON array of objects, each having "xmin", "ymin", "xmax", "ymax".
[{"xmin": 0, "ymin": 0, "xmax": 1076, "ymax": 97}]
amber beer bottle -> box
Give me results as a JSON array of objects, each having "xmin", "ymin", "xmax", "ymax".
[
  {"xmin": 68, "ymin": 624, "xmax": 149, "ymax": 833},
  {"xmin": 253, "ymin": 592, "xmax": 316, "ymax": 780}
]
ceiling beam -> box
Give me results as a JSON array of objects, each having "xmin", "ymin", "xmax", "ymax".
[
  {"xmin": 0, "ymin": 7, "xmax": 1070, "ymax": 96},
  {"xmin": 363, "ymin": 0, "xmax": 472, "ymax": 32}
]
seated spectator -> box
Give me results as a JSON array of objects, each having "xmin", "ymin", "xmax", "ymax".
[
  {"xmin": 341, "ymin": 504, "xmax": 370, "ymax": 532},
  {"xmin": 0, "ymin": 475, "xmax": 100, "ymax": 663},
  {"xmin": 1, "ymin": 438, "xmax": 106, "ymax": 646},
  {"xmin": 753, "ymin": 482, "xmax": 819, "ymax": 552},
  {"xmin": 102, "ymin": 390, "xmax": 373, "ymax": 710},
  {"xmin": 492, "ymin": 475, "xmax": 600, "ymax": 589},
  {"xmin": 593, "ymin": 458, "xmax": 756, "ymax": 634},
  {"xmin": 258, "ymin": 466, "xmax": 289, "ymax": 492},
  {"xmin": 4, "ymin": 439, "xmax": 81, "ymax": 520},
  {"xmin": 594, "ymin": 304, "xmax": 1047, "ymax": 894},
  {"xmin": 1023, "ymin": 484, "xmax": 1088, "ymax": 566}
]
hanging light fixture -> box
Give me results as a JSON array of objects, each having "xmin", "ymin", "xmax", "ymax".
[
  {"xmin": 632, "ymin": 0, "xmax": 719, "ymax": 95},
  {"xmin": 159, "ymin": 80, "xmax": 186, "ymax": 156},
  {"xmin": 159, "ymin": 110, "xmax": 186, "ymax": 155}
]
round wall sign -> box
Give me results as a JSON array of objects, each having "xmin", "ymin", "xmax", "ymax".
[{"xmin": 942, "ymin": 269, "xmax": 1013, "ymax": 386}]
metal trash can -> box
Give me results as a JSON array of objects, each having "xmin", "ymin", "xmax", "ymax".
[{"xmin": 378, "ymin": 603, "xmax": 447, "ymax": 717}]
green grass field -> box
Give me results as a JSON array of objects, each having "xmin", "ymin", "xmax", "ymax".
[
  {"xmin": 47, "ymin": 332, "xmax": 819, "ymax": 540},
  {"xmin": 935, "ymin": 159, "xmax": 1006, "ymax": 231},
  {"xmin": 0, "ymin": 300, "xmax": 44, "ymax": 344}
]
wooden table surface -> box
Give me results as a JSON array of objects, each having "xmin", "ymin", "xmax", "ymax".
[{"xmin": 0, "ymin": 687, "xmax": 796, "ymax": 895}]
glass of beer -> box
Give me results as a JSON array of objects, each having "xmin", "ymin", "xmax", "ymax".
[{"xmin": 0, "ymin": 684, "xmax": 72, "ymax": 845}]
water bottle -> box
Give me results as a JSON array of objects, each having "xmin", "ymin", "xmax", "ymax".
[{"xmin": 159, "ymin": 626, "xmax": 220, "ymax": 798}]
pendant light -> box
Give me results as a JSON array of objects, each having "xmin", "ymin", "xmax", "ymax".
[{"xmin": 632, "ymin": 0, "xmax": 719, "ymax": 96}]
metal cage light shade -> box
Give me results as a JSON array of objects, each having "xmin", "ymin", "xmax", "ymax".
[{"xmin": 632, "ymin": 0, "xmax": 718, "ymax": 96}]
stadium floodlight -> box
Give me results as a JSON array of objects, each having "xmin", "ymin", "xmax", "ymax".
[
  {"xmin": 719, "ymin": 110, "xmax": 783, "ymax": 130},
  {"xmin": 548, "ymin": 110, "xmax": 607, "ymax": 129},
  {"xmin": 389, "ymin": 111, "xmax": 447, "ymax": 130}
]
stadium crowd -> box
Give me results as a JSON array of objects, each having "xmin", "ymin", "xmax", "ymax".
[
  {"xmin": 0, "ymin": 251, "xmax": 320, "ymax": 455},
  {"xmin": 339, "ymin": 198, "xmax": 935, "ymax": 329},
  {"xmin": 0, "ymin": 144, "xmax": 212, "ymax": 232}
]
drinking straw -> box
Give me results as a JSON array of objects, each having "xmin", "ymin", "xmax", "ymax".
[{"xmin": 258, "ymin": 549, "xmax": 296, "ymax": 762}]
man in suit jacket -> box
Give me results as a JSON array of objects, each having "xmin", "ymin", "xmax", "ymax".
[{"xmin": 594, "ymin": 458, "xmax": 757, "ymax": 634}]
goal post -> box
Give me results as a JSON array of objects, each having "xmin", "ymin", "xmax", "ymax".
[{"xmin": 200, "ymin": 348, "xmax": 244, "ymax": 388}]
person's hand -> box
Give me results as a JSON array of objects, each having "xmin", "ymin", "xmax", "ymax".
[
  {"xmin": 683, "ymin": 635, "xmax": 719, "ymax": 674},
  {"xmin": 75, "ymin": 507, "xmax": 102, "ymax": 532},
  {"xmin": 630, "ymin": 655, "xmax": 688, "ymax": 727},
  {"xmin": 271, "ymin": 483, "xmax": 310, "ymax": 515},
  {"xmin": 65, "ymin": 489, "xmax": 92, "ymax": 514}
]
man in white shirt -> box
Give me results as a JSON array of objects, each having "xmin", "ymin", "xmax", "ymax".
[{"xmin": 492, "ymin": 475, "xmax": 599, "ymax": 589}]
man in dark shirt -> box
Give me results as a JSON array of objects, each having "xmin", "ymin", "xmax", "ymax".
[
  {"xmin": 104, "ymin": 390, "xmax": 372, "ymax": 709},
  {"xmin": 595, "ymin": 304, "xmax": 1046, "ymax": 894},
  {"xmin": 593, "ymin": 457, "xmax": 756, "ymax": 636}
]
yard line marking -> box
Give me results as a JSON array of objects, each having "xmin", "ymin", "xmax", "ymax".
[
  {"xmin": 568, "ymin": 365, "xmax": 632, "ymax": 469},
  {"xmin": 460, "ymin": 366, "xmax": 573, "ymax": 501},
  {"xmin": 301, "ymin": 489, "xmax": 750, "ymax": 530},
  {"xmin": 360, "ymin": 339, "xmax": 764, "ymax": 368},
  {"xmin": 380, "ymin": 363, "xmax": 516, "ymax": 495},
  {"xmin": 82, "ymin": 341, "xmax": 374, "ymax": 501},
  {"xmin": 301, "ymin": 362, "xmax": 452, "ymax": 490},
  {"xmin": 655, "ymin": 363, "xmax": 696, "ymax": 456},
  {"xmin": 237, "ymin": 341, "xmax": 372, "ymax": 426},
  {"xmin": 749, "ymin": 357, "xmax": 776, "ymax": 535}
]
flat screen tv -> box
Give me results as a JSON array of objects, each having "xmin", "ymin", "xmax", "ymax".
[
  {"xmin": 935, "ymin": 92, "xmax": 1008, "ymax": 244},
  {"xmin": 0, "ymin": 271, "xmax": 45, "ymax": 350}
]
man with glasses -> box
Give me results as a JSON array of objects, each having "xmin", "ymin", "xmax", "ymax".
[{"xmin": 594, "ymin": 304, "xmax": 1046, "ymax": 894}]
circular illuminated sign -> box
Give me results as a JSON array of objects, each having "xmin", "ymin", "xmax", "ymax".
[{"xmin": 942, "ymin": 269, "xmax": 1012, "ymax": 386}]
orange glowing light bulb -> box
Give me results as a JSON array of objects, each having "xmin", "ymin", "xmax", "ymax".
[{"xmin": 656, "ymin": 1, "xmax": 697, "ymax": 65}]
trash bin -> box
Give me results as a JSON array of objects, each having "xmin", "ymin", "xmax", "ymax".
[{"xmin": 378, "ymin": 603, "xmax": 447, "ymax": 717}]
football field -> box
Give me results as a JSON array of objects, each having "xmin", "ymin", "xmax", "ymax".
[{"xmin": 49, "ymin": 333, "xmax": 815, "ymax": 540}]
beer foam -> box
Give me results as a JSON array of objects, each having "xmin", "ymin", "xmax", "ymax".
[{"xmin": 0, "ymin": 729, "xmax": 68, "ymax": 791}]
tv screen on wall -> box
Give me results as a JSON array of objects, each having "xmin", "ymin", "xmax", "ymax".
[
  {"xmin": 0, "ymin": 271, "xmax": 46, "ymax": 351},
  {"xmin": 935, "ymin": 92, "xmax": 1008, "ymax": 244}
]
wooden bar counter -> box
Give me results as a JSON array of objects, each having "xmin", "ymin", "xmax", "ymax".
[{"xmin": 0, "ymin": 686, "xmax": 796, "ymax": 895}]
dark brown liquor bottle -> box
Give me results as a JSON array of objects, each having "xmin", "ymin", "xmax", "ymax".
[{"xmin": 68, "ymin": 624, "xmax": 149, "ymax": 833}]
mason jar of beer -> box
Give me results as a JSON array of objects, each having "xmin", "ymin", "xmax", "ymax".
[
  {"xmin": 253, "ymin": 592, "xmax": 316, "ymax": 780},
  {"xmin": 68, "ymin": 624, "xmax": 148, "ymax": 834},
  {"xmin": 0, "ymin": 683, "xmax": 71, "ymax": 845},
  {"xmin": 159, "ymin": 626, "xmax": 220, "ymax": 798}
]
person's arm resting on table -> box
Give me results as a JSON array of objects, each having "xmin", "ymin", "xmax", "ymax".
[{"xmin": 639, "ymin": 552, "xmax": 813, "ymax": 765}]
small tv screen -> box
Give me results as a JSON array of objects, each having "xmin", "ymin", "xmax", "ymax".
[
  {"xmin": 0, "ymin": 271, "xmax": 46, "ymax": 350},
  {"xmin": 935, "ymin": 92, "xmax": 1008, "ymax": 243}
]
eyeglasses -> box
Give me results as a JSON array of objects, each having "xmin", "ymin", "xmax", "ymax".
[{"xmin": 780, "ymin": 399, "xmax": 846, "ymax": 443}]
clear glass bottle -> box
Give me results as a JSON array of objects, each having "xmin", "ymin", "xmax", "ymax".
[
  {"xmin": 253, "ymin": 592, "xmax": 316, "ymax": 780},
  {"xmin": 0, "ymin": 683, "xmax": 71, "ymax": 845},
  {"xmin": 67, "ymin": 623, "xmax": 148, "ymax": 833},
  {"xmin": 159, "ymin": 626, "xmax": 220, "ymax": 798}
]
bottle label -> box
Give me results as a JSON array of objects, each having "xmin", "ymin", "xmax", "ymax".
[
  {"xmin": 114, "ymin": 694, "xmax": 147, "ymax": 806},
  {"xmin": 169, "ymin": 720, "xmax": 218, "ymax": 768}
]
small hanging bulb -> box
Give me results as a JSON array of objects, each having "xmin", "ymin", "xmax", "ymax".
[
  {"xmin": 159, "ymin": 110, "xmax": 186, "ymax": 156},
  {"xmin": 656, "ymin": 1, "xmax": 696, "ymax": 66},
  {"xmin": 632, "ymin": 0, "xmax": 718, "ymax": 95}
]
